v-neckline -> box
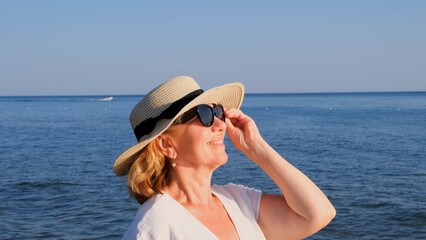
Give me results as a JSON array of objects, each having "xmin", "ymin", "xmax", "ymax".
[{"xmin": 163, "ymin": 187, "xmax": 241, "ymax": 239}]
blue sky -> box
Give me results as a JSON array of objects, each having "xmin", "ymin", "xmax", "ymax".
[{"xmin": 1, "ymin": 1, "xmax": 425, "ymax": 95}]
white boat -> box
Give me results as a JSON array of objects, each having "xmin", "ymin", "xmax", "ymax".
[{"xmin": 100, "ymin": 96, "xmax": 113, "ymax": 101}]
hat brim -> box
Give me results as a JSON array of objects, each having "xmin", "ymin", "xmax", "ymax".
[{"xmin": 113, "ymin": 82, "xmax": 245, "ymax": 176}]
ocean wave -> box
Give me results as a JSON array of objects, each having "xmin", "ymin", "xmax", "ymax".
[{"xmin": 14, "ymin": 180, "xmax": 82, "ymax": 190}]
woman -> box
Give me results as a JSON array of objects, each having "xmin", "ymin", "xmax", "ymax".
[{"xmin": 114, "ymin": 76, "xmax": 335, "ymax": 240}]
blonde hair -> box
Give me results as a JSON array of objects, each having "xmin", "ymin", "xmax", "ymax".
[{"xmin": 127, "ymin": 140, "xmax": 171, "ymax": 204}]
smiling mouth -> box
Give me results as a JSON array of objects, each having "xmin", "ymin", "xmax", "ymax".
[{"xmin": 207, "ymin": 141, "xmax": 224, "ymax": 145}]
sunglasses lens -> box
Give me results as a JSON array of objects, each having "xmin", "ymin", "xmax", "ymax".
[
  {"xmin": 213, "ymin": 105, "xmax": 225, "ymax": 121},
  {"xmin": 197, "ymin": 105, "xmax": 214, "ymax": 127}
]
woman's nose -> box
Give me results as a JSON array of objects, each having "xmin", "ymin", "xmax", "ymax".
[{"xmin": 211, "ymin": 115, "xmax": 226, "ymax": 131}]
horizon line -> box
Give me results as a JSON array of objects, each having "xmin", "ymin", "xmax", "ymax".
[{"xmin": 1, "ymin": 90, "xmax": 425, "ymax": 98}]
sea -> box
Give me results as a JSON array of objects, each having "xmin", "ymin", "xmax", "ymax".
[{"xmin": 0, "ymin": 92, "xmax": 425, "ymax": 239}]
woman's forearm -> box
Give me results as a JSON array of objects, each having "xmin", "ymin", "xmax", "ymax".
[{"xmin": 246, "ymin": 138, "xmax": 336, "ymax": 224}]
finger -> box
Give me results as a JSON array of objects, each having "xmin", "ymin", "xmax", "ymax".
[
  {"xmin": 226, "ymin": 109, "xmax": 253, "ymax": 127},
  {"xmin": 225, "ymin": 109, "xmax": 246, "ymax": 124},
  {"xmin": 225, "ymin": 117, "xmax": 236, "ymax": 131},
  {"xmin": 224, "ymin": 108, "xmax": 241, "ymax": 118}
]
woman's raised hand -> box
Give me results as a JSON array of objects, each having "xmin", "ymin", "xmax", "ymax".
[{"xmin": 224, "ymin": 108, "xmax": 264, "ymax": 156}]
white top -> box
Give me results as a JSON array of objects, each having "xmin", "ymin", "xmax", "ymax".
[{"xmin": 122, "ymin": 183, "xmax": 266, "ymax": 240}]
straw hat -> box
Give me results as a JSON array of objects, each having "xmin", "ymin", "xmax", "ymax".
[{"xmin": 113, "ymin": 76, "xmax": 245, "ymax": 176}]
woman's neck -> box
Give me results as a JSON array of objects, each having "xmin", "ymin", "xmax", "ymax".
[{"xmin": 165, "ymin": 169, "xmax": 215, "ymax": 205}]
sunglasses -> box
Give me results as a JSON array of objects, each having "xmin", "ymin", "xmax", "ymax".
[{"xmin": 176, "ymin": 104, "xmax": 225, "ymax": 127}]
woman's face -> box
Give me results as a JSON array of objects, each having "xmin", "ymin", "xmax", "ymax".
[{"xmin": 165, "ymin": 108, "xmax": 228, "ymax": 170}]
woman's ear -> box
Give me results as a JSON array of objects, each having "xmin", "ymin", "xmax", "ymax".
[{"xmin": 155, "ymin": 135, "xmax": 176, "ymax": 159}]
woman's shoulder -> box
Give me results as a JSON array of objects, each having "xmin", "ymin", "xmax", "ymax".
[
  {"xmin": 213, "ymin": 183, "xmax": 262, "ymax": 197},
  {"xmin": 122, "ymin": 194, "xmax": 173, "ymax": 239},
  {"xmin": 135, "ymin": 194, "xmax": 167, "ymax": 218}
]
